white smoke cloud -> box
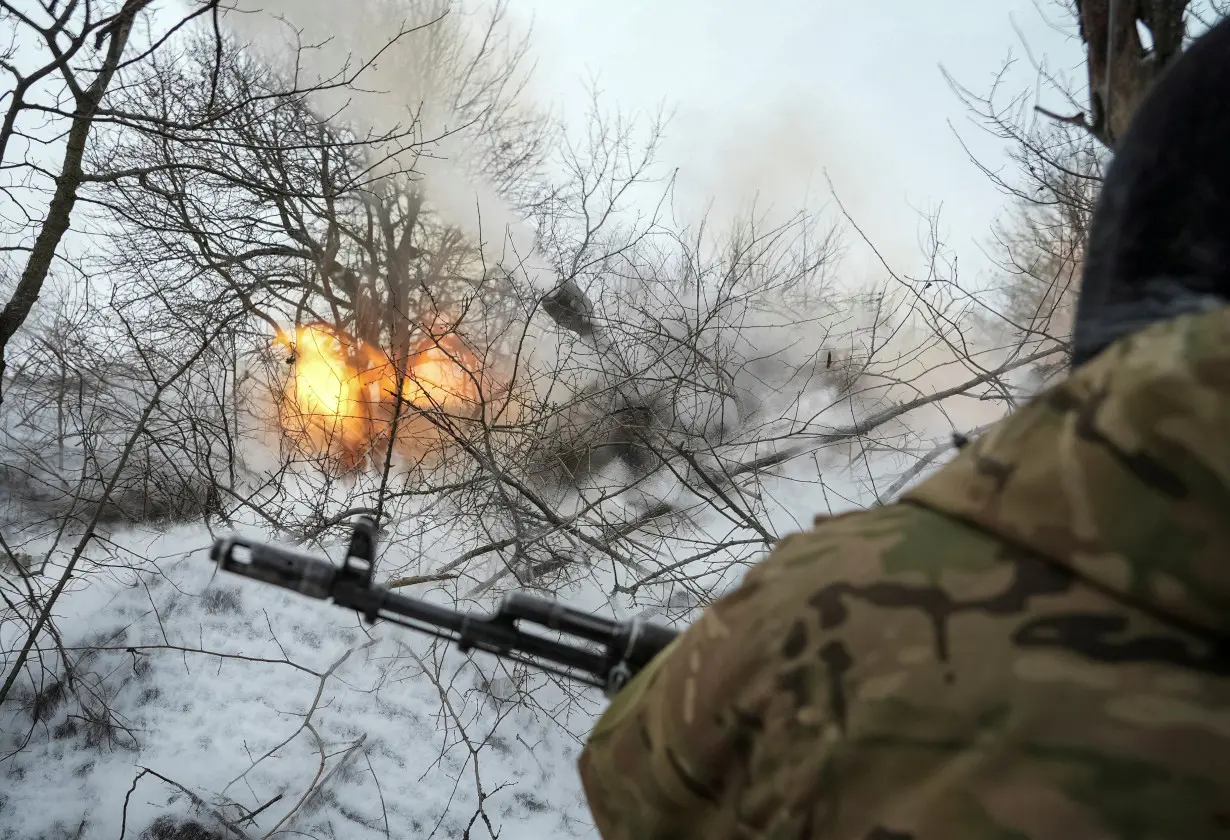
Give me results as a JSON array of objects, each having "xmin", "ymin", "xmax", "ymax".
[
  {"xmin": 222, "ymin": 0, "xmax": 554, "ymax": 289},
  {"xmin": 669, "ymin": 97, "xmax": 921, "ymax": 278}
]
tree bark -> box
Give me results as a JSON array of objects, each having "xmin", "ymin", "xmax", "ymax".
[{"xmin": 1075, "ymin": 0, "xmax": 1190, "ymax": 147}]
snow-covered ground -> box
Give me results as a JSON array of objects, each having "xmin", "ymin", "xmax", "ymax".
[
  {"xmin": 2, "ymin": 520, "xmax": 598, "ymax": 839},
  {"xmin": 0, "ymin": 448, "xmax": 900, "ymax": 840}
]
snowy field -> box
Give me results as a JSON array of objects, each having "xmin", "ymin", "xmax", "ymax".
[
  {"xmin": 0, "ymin": 436, "xmax": 914, "ymax": 840},
  {"xmin": 3, "ymin": 518, "xmax": 604, "ymax": 839}
]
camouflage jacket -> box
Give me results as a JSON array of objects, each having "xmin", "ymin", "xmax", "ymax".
[{"xmin": 578, "ymin": 305, "xmax": 1230, "ymax": 840}]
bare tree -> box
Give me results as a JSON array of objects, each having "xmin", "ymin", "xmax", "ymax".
[
  {"xmin": 0, "ymin": 7, "xmax": 559, "ymax": 834},
  {"xmin": 1068, "ymin": 0, "xmax": 1190, "ymax": 147},
  {"xmin": 930, "ymin": 0, "xmax": 1225, "ymax": 393},
  {"xmin": 0, "ymin": 0, "xmax": 228, "ymax": 402}
]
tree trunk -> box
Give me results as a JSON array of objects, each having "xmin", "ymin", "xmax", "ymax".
[
  {"xmin": 1075, "ymin": 0, "xmax": 1190, "ymax": 147},
  {"xmin": 0, "ymin": 1, "xmax": 150, "ymax": 405}
]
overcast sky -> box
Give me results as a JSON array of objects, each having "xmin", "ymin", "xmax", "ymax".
[{"xmin": 513, "ymin": 0, "xmax": 1086, "ymax": 288}]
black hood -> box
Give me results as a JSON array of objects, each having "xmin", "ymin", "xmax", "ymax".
[{"xmin": 1071, "ymin": 16, "xmax": 1230, "ymax": 366}]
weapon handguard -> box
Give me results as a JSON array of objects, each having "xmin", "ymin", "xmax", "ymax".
[{"xmin": 209, "ymin": 517, "xmax": 678, "ymax": 696}]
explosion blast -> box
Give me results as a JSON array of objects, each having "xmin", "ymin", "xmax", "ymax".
[{"xmin": 272, "ymin": 323, "xmax": 479, "ymax": 467}]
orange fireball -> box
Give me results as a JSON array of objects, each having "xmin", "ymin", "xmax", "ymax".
[
  {"xmin": 401, "ymin": 344, "xmax": 476, "ymax": 408},
  {"xmin": 272, "ymin": 322, "xmax": 480, "ymax": 466}
]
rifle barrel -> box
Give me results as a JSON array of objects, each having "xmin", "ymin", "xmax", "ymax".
[{"xmin": 208, "ymin": 521, "xmax": 678, "ymax": 696}]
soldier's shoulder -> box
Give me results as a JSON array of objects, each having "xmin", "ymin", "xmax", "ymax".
[
  {"xmin": 749, "ymin": 500, "xmax": 1009, "ymax": 593},
  {"xmin": 906, "ymin": 305, "xmax": 1230, "ymax": 637}
]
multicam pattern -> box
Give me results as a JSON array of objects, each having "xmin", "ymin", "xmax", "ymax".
[{"xmin": 578, "ymin": 305, "xmax": 1230, "ymax": 840}]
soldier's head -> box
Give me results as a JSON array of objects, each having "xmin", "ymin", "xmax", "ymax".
[{"xmin": 1072, "ymin": 16, "xmax": 1230, "ymax": 366}]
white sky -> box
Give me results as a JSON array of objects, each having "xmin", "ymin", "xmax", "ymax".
[
  {"xmin": 514, "ymin": 0, "xmax": 1086, "ymax": 288},
  {"xmin": 3, "ymin": 0, "xmax": 1088, "ymax": 304}
]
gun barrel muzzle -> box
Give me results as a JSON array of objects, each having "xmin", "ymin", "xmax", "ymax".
[{"xmin": 210, "ymin": 536, "xmax": 337, "ymax": 600}]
